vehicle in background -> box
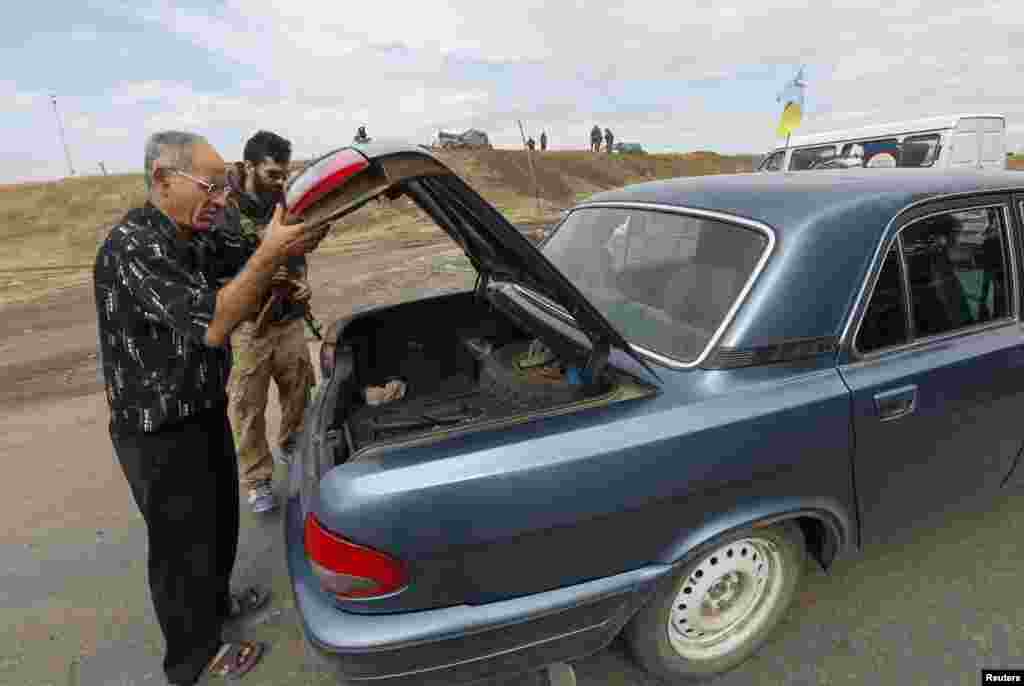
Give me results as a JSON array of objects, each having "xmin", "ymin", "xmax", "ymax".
[
  {"xmin": 437, "ymin": 128, "xmax": 493, "ymax": 150},
  {"xmin": 613, "ymin": 142, "xmax": 647, "ymax": 154},
  {"xmin": 757, "ymin": 114, "xmax": 1006, "ymax": 172}
]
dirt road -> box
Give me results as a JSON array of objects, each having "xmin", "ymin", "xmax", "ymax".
[
  {"xmin": 0, "ymin": 230, "xmax": 492, "ymax": 684},
  {"xmin": 4, "ymin": 229, "xmax": 1024, "ymax": 686}
]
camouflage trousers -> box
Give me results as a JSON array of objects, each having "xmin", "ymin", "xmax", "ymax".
[{"xmin": 227, "ymin": 318, "xmax": 315, "ymax": 489}]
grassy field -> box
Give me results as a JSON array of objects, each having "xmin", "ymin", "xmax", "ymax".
[
  {"xmin": 0, "ymin": 149, "xmax": 758, "ymax": 304},
  {"xmin": 4, "ymin": 149, "xmax": 1019, "ymax": 305}
]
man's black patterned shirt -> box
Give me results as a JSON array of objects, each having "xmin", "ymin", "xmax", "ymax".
[{"xmin": 94, "ymin": 203, "xmax": 253, "ymax": 434}]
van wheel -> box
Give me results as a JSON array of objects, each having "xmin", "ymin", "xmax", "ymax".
[{"xmin": 625, "ymin": 522, "xmax": 805, "ymax": 682}]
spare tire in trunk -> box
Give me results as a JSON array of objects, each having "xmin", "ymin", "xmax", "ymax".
[{"xmin": 478, "ymin": 341, "xmax": 595, "ymax": 409}]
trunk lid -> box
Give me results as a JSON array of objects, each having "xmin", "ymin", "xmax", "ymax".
[{"xmin": 284, "ymin": 142, "xmax": 655, "ymax": 375}]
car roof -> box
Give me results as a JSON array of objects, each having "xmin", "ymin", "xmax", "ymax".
[
  {"xmin": 585, "ymin": 168, "xmax": 1024, "ymax": 233},
  {"xmin": 580, "ymin": 169, "xmax": 1024, "ymax": 351}
]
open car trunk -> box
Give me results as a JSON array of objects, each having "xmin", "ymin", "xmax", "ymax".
[
  {"xmin": 285, "ymin": 143, "xmax": 659, "ymax": 513},
  {"xmin": 321, "ymin": 292, "xmax": 650, "ymax": 459}
]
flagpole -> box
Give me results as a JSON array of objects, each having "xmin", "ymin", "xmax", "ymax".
[{"xmin": 777, "ymin": 64, "xmax": 805, "ymax": 169}]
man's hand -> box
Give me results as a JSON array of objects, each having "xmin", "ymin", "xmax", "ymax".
[
  {"xmin": 292, "ymin": 280, "xmax": 312, "ymax": 303},
  {"xmin": 262, "ymin": 204, "xmax": 319, "ymax": 257},
  {"xmin": 271, "ymin": 265, "xmax": 290, "ymax": 285},
  {"xmin": 270, "ymin": 266, "xmax": 311, "ymax": 302}
]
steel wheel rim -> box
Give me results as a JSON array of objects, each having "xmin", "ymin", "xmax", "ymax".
[{"xmin": 666, "ymin": 537, "xmax": 786, "ymax": 661}]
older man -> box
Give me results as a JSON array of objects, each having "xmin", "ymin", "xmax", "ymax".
[
  {"xmin": 94, "ymin": 131, "xmax": 319, "ymax": 684},
  {"xmin": 221, "ymin": 130, "xmax": 316, "ymax": 514}
]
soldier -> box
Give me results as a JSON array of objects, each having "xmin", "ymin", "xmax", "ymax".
[
  {"xmin": 605, "ymin": 127, "xmax": 615, "ymax": 154},
  {"xmin": 540, "ymin": 131, "xmax": 548, "ymax": 151},
  {"xmin": 590, "ymin": 125, "xmax": 602, "ymax": 152},
  {"xmin": 221, "ymin": 130, "xmax": 318, "ymax": 514}
]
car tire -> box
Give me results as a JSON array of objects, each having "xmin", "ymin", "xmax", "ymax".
[{"xmin": 624, "ymin": 521, "xmax": 806, "ymax": 682}]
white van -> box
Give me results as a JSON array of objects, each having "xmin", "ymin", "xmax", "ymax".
[{"xmin": 757, "ymin": 114, "xmax": 1007, "ymax": 172}]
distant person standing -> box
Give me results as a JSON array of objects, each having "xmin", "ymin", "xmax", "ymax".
[
  {"xmin": 527, "ymin": 137, "xmax": 536, "ymax": 151},
  {"xmin": 540, "ymin": 131, "xmax": 548, "ymax": 151},
  {"xmin": 591, "ymin": 125, "xmax": 602, "ymax": 152},
  {"xmin": 605, "ymin": 128, "xmax": 615, "ymax": 154}
]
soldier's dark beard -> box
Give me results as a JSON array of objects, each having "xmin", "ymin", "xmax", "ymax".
[{"xmin": 253, "ymin": 176, "xmax": 285, "ymax": 209}]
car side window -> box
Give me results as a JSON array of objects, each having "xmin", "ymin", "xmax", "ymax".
[
  {"xmin": 856, "ymin": 245, "xmax": 909, "ymax": 353},
  {"xmin": 900, "ymin": 207, "xmax": 1012, "ymax": 338}
]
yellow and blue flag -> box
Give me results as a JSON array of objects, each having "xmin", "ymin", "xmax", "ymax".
[{"xmin": 776, "ymin": 66, "xmax": 806, "ymax": 138}]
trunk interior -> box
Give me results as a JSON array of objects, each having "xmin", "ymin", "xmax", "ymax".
[{"xmin": 326, "ymin": 291, "xmax": 641, "ymax": 458}]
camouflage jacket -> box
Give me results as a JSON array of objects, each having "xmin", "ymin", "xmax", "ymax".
[{"xmin": 219, "ymin": 163, "xmax": 309, "ymax": 325}]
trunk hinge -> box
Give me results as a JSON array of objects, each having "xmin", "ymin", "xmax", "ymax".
[
  {"xmin": 584, "ymin": 339, "xmax": 610, "ymax": 386},
  {"xmin": 474, "ymin": 272, "xmax": 491, "ymax": 302}
]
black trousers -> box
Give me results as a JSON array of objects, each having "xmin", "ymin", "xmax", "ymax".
[{"xmin": 112, "ymin": 405, "xmax": 240, "ymax": 685}]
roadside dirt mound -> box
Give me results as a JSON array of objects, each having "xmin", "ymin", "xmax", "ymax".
[
  {"xmin": 455, "ymin": 149, "xmax": 577, "ymax": 201},
  {"xmin": 434, "ymin": 149, "xmax": 760, "ymax": 205},
  {"xmin": 0, "ymin": 149, "xmax": 758, "ymax": 304}
]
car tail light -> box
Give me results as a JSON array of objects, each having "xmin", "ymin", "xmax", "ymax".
[
  {"xmin": 286, "ymin": 148, "xmax": 370, "ymax": 218},
  {"xmin": 304, "ymin": 513, "xmax": 407, "ymax": 599}
]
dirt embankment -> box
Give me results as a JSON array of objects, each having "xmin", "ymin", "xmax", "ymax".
[{"xmin": 0, "ymin": 149, "xmax": 757, "ymax": 304}]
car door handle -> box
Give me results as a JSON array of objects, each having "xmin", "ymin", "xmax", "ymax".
[{"xmin": 874, "ymin": 385, "xmax": 917, "ymax": 421}]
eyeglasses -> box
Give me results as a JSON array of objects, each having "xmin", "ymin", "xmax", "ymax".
[{"xmin": 171, "ymin": 169, "xmax": 230, "ymax": 196}]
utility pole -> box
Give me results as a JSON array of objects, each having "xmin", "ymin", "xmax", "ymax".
[
  {"xmin": 50, "ymin": 94, "xmax": 75, "ymax": 177},
  {"xmin": 517, "ymin": 119, "xmax": 541, "ymax": 216}
]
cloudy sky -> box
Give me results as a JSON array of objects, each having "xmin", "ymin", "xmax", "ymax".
[{"xmin": 3, "ymin": 0, "xmax": 1020, "ymax": 183}]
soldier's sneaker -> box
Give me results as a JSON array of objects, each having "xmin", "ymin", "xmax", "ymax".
[
  {"xmin": 272, "ymin": 446, "xmax": 292, "ymax": 467},
  {"xmin": 247, "ymin": 480, "xmax": 278, "ymax": 514},
  {"xmin": 276, "ymin": 435, "xmax": 299, "ymax": 466}
]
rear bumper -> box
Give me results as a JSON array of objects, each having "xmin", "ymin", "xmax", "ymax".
[{"xmin": 284, "ymin": 496, "xmax": 670, "ymax": 685}]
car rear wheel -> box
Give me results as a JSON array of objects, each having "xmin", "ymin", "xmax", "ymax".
[{"xmin": 625, "ymin": 522, "xmax": 805, "ymax": 682}]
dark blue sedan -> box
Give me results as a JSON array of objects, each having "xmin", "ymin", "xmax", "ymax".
[{"xmin": 283, "ymin": 143, "xmax": 1024, "ymax": 684}]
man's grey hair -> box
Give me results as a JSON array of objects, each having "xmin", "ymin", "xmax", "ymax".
[{"xmin": 144, "ymin": 131, "xmax": 208, "ymax": 191}]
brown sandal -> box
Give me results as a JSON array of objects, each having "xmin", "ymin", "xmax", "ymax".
[{"xmin": 205, "ymin": 641, "xmax": 265, "ymax": 680}]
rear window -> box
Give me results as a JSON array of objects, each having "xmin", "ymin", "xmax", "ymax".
[{"xmin": 541, "ymin": 207, "xmax": 769, "ymax": 363}]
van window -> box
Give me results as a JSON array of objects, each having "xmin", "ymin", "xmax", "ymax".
[
  {"xmin": 899, "ymin": 134, "xmax": 941, "ymax": 167},
  {"xmin": 841, "ymin": 139, "xmax": 899, "ymax": 167},
  {"xmin": 790, "ymin": 146, "xmax": 836, "ymax": 171},
  {"xmin": 760, "ymin": 150, "xmax": 786, "ymax": 171}
]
